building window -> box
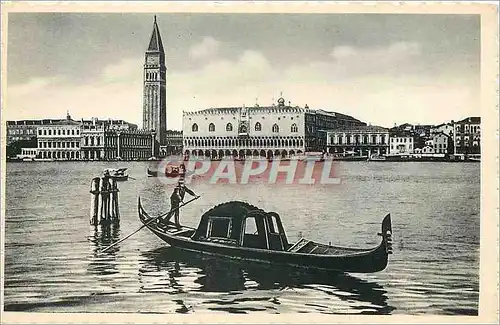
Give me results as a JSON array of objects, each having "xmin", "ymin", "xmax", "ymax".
[
  {"xmin": 226, "ymin": 123, "xmax": 233, "ymax": 132},
  {"xmin": 39, "ymin": 130, "xmax": 42, "ymax": 135},
  {"xmin": 192, "ymin": 123, "xmax": 198, "ymax": 132},
  {"xmin": 44, "ymin": 130, "xmax": 47, "ymax": 136},
  {"xmin": 255, "ymin": 122, "xmax": 262, "ymax": 131},
  {"xmin": 62, "ymin": 130, "xmax": 65, "ymax": 135},
  {"xmin": 209, "ymin": 123, "xmax": 215, "ymax": 132},
  {"xmin": 291, "ymin": 123, "xmax": 298, "ymax": 133},
  {"xmin": 272, "ymin": 124, "xmax": 279, "ymax": 133}
]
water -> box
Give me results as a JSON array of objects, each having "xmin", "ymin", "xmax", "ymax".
[{"xmin": 4, "ymin": 161, "xmax": 480, "ymax": 315}]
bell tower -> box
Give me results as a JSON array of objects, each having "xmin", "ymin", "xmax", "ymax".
[{"xmin": 143, "ymin": 15, "xmax": 167, "ymax": 145}]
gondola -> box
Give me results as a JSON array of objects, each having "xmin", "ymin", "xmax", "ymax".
[
  {"xmin": 104, "ymin": 168, "xmax": 129, "ymax": 181},
  {"xmin": 147, "ymin": 167, "xmax": 194, "ymax": 178},
  {"xmin": 147, "ymin": 168, "xmax": 158, "ymax": 177},
  {"xmin": 111, "ymin": 174, "xmax": 129, "ymax": 181},
  {"xmin": 138, "ymin": 199, "xmax": 393, "ymax": 274}
]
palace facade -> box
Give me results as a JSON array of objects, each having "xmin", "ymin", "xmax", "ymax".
[{"xmin": 182, "ymin": 97, "xmax": 365, "ymax": 159}]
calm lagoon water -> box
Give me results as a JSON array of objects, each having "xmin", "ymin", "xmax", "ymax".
[{"xmin": 4, "ymin": 161, "xmax": 480, "ymax": 315}]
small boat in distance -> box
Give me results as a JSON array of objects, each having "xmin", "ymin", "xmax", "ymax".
[
  {"xmin": 147, "ymin": 166, "xmax": 195, "ymax": 178},
  {"xmin": 329, "ymin": 154, "xmax": 368, "ymax": 161},
  {"xmin": 368, "ymin": 154, "xmax": 387, "ymax": 161},
  {"xmin": 138, "ymin": 199, "xmax": 393, "ymax": 274},
  {"xmin": 104, "ymin": 168, "xmax": 129, "ymax": 181},
  {"xmin": 147, "ymin": 168, "xmax": 158, "ymax": 177}
]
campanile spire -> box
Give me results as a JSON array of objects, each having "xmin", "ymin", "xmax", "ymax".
[{"xmin": 143, "ymin": 16, "xmax": 167, "ymax": 146}]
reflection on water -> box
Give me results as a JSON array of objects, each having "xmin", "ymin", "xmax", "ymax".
[
  {"xmin": 87, "ymin": 225, "xmax": 121, "ymax": 277},
  {"xmin": 139, "ymin": 247, "xmax": 395, "ymax": 314}
]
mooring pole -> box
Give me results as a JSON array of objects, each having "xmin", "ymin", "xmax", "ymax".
[
  {"xmin": 100, "ymin": 176, "xmax": 111, "ymax": 226},
  {"xmin": 89, "ymin": 177, "xmax": 100, "ymax": 226},
  {"xmin": 110, "ymin": 178, "xmax": 120, "ymax": 224}
]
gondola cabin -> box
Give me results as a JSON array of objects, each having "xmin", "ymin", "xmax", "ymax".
[{"xmin": 191, "ymin": 204, "xmax": 290, "ymax": 251}]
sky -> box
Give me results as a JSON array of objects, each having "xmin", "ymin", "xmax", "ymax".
[{"xmin": 5, "ymin": 12, "xmax": 480, "ymax": 130}]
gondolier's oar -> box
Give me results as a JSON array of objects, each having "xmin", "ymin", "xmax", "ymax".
[
  {"xmin": 128, "ymin": 176, "xmax": 137, "ymax": 180},
  {"xmin": 100, "ymin": 195, "xmax": 200, "ymax": 253}
]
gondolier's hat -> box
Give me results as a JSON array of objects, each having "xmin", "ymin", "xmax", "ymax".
[{"xmin": 178, "ymin": 178, "xmax": 185, "ymax": 185}]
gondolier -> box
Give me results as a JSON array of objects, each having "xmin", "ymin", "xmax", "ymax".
[{"xmin": 159, "ymin": 179, "xmax": 198, "ymax": 228}]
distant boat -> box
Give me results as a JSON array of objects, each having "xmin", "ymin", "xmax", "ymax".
[
  {"xmin": 104, "ymin": 168, "xmax": 129, "ymax": 181},
  {"xmin": 147, "ymin": 166, "xmax": 194, "ymax": 178},
  {"xmin": 329, "ymin": 154, "xmax": 367, "ymax": 161},
  {"xmin": 368, "ymin": 154, "xmax": 387, "ymax": 161},
  {"xmin": 147, "ymin": 168, "xmax": 158, "ymax": 177}
]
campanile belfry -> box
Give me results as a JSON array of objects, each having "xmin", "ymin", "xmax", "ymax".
[{"xmin": 143, "ymin": 15, "xmax": 167, "ymax": 144}]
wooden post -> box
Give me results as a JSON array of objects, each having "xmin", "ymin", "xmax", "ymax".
[
  {"xmin": 89, "ymin": 177, "xmax": 100, "ymax": 226},
  {"xmin": 100, "ymin": 176, "xmax": 111, "ymax": 225},
  {"xmin": 110, "ymin": 178, "xmax": 120, "ymax": 224},
  {"xmin": 91, "ymin": 174, "xmax": 121, "ymax": 227}
]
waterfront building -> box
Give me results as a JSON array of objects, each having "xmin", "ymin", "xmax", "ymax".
[
  {"xmin": 80, "ymin": 118, "xmax": 139, "ymax": 160},
  {"xmin": 6, "ymin": 118, "xmax": 64, "ymax": 144},
  {"xmin": 326, "ymin": 125, "xmax": 389, "ymax": 157},
  {"xmin": 413, "ymin": 132, "xmax": 450, "ymax": 157},
  {"xmin": 36, "ymin": 114, "xmax": 82, "ymax": 160},
  {"xmin": 143, "ymin": 16, "xmax": 167, "ymax": 145},
  {"xmin": 453, "ymin": 117, "xmax": 480, "ymax": 157},
  {"xmin": 182, "ymin": 97, "xmax": 365, "ymax": 159},
  {"xmin": 161, "ymin": 130, "xmax": 183, "ymax": 156},
  {"xmin": 80, "ymin": 119, "xmax": 105, "ymax": 160},
  {"xmin": 305, "ymin": 108, "xmax": 366, "ymax": 152},
  {"xmin": 104, "ymin": 130, "xmax": 155, "ymax": 160},
  {"xmin": 389, "ymin": 135, "xmax": 414, "ymax": 155},
  {"xmin": 432, "ymin": 132, "xmax": 451, "ymax": 154}
]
